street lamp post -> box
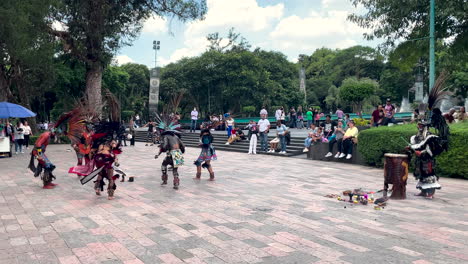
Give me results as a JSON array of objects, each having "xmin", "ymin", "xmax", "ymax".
[
  {"xmin": 429, "ymin": 0, "xmax": 435, "ymax": 91},
  {"xmin": 153, "ymin": 40, "xmax": 160, "ymax": 68}
]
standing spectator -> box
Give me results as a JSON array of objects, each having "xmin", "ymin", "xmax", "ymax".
[
  {"xmin": 225, "ymin": 116, "xmax": 235, "ymax": 138},
  {"xmin": 289, "ymin": 107, "xmax": 297, "ymax": 128},
  {"xmin": 456, "ymin": 106, "xmax": 467, "ymax": 122},
  {"xmin": 135, "ymin": 114, "xmax": 140, "ymax": 127},
  {"xmin": 260, "ymin": 106, "xmax": 268, "ymax": 117},
  {"xmin": 320, "ymin": 115, "xmax": 336, "ymax": 139},
  {"xmin": 275, "ymin": 107, "xmax": 284, "ymax": 124},
  {"xmin": 338, "ymin": 120, "xmax": 359, "ymax": 159},
  {"xmin": 383, "ymin": 98, "xmax": 396, "ymax": 125},
  {"xmin": 276, "ymin": 121, "xmax": 288, "ymax": 154},
  {"xmin": 258, "ymin": 114, "xmax": 270, "ymax": 152},
  {"xmin": 14, "ymin": 121, "xmax": 25, "ymax": 154},
  {"xmin": 190, "ymin": 107, "xmax": 199, "ymax": 133},
  {"xmin": 297, "ymin": 106, "xmax": 304, "ymax": 129},
  {"xmin": 5, "ymin": 121, "xmax": 13, "ymax": 142},
  {"xmin": 118, "ymin": 121, "xmax": 127, "ymax": 146},
  {"xmin": 371, "ymin": 105, "xmax": 383, "ymax": 127},
  {"xmin": 444, "ymin": 108, "xmax": 456, "ymax": 124},
  {"xmin": 306, "ymin": 107, "xmax": 313, "ymax": 129},
  {"xmin": 43, "ymin": 121, "xmax": 48, "ymax": 131},
  {"xmin": 22, "ymin": 121, "xmax": 33, "ymax": 150},
  {"xmin": 247, "ymin": 120, "xmax": 258, "ymax": 155},
  {"xmin": 129, "ymin": 119, "xmax": 136, "ymax": 146},
  {"xmin": 325, "ymin": 120, "xmax": 345, "ymax": 157},
  {"xmin": 143, "ymin": 120, "xmax": 155, "ymax": 146},
  {"xmin": 335, "ymin": 107, "xmax": 344, "ymax": 120},
  {"xmin": 314, "ymin": 109, "xmax": 322, "ymax": 126}
]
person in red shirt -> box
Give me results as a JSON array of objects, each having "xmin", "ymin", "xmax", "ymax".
[{"xmin": 371, "ymin": 105, "xmax": 383, "ymax": 127}]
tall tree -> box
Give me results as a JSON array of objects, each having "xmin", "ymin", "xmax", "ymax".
[
  {"xmin": 349, "ymin": 0, "xmax": 467, "ymax": 53},
  {"xmin": 51, "ymin": 0, "xmax": 207, "ymax": 113}
]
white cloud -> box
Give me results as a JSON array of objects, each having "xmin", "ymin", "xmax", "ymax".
[
  {"xmin": 114, "ymin": 55, "xmax": 134, "ymax": 65},
  {"xmin": 185, "ymin": 0, "xmax": 284, "ymax": 36},
  {"xmin": 142, "ymin": 16, "xmax": 167, "ymax": 34},
  {"xmin": 160, "ymin": 0, "xmax": 284, "ymax": 65}
]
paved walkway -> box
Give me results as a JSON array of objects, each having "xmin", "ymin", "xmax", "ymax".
[{"xmin": 1, "ymin": 143, "xmax": 468, "ymax": 264}]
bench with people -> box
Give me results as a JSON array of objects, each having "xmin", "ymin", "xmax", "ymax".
[{"xmin": 305, "ymin": 116, "xmax": 364, "ymax": 164}]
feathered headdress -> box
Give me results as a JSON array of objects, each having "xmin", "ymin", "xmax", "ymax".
[
  {"xmin": 418, "ymin": 71, "xmax": 450, "ymax": 150},
  {"xmin": 54, "ymin": 103, "xmax": 99, "ymax": 144},
  {"xmin": 154, "ymin": 91, "xmax": 185, "ymax": 135}
]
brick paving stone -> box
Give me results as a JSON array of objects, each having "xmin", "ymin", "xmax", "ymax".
[{"xmin": 1, "ymin": 144, "xmax": 468, "ymax": 264}]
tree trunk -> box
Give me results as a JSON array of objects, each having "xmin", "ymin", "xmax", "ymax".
[
  {"xmin": 0, "ymin": 66, "xmax": 13, "ymax": 102},
  {"xmin": 85, "ymin": 63, "xmax": 103, "ymax": 114}
]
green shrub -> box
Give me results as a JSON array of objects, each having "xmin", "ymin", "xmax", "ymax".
[
  {"xmin": 28, "ymin": 135, "xmax": 71, "ymax": 145},
  {"xmin": 437, "ymin": 122, "xmax": 468, "ymax": 178},
  {"xmin": 121, "ymin": 110, "xmax": 134, "ymax": 121},
  {"xmin": 358, "ymin": 122, "xmax": 468, "ymax": 179},
  {"xmin": 242, "ymin": 106, "xmax": 256, "ymax": 117}
]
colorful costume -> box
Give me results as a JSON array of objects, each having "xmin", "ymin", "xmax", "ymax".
[
  {"xmin": 153, "ymin": 113, "xmax": 185, "ymax": 189},
  {"xmin": 194, "ymin": 129, "xmax": 216, "ymax": 180},
  {"xmin": 408, "ymin": 74, "xmax": 450, "ymax": 199},
  {"xmin": 156, "ymin": 131, "xmax": 185, "ymax": 189},
  {"xmin": 28, "ymin": 132, "xmax": 57, "ymax": 189}
]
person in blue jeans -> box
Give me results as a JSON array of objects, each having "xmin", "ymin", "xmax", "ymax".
[
  {"xmin": 276, "ymin": 121, "xmax": 288, "ymax": 154},
  {"xmin": 190, "ymin": 108, "xmax": 198, "ymax": 133}
]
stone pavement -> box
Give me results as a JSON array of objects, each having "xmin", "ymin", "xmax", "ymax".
[{"xmin": 1, "ymin": 143, "xmax": 468, "ymax": 264}]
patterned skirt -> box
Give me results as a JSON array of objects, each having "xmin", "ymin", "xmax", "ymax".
[{"xmin": 195, "ymin": 146, "xmax": 217, "ymax": 164}]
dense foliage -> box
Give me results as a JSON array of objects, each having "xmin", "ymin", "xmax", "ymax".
[{"xmin": 358, "ymin": 122, "xmax": 468, "ymax": 179}]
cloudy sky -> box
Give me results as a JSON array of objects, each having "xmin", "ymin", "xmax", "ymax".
[{"xmin": 116, "ymin": 0, "xmax": 378, "ymax": 67}]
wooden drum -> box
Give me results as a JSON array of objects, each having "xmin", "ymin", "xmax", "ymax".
[{"xmin": 383, "ymin": 153, "xmax": 409, "ymax": 199}]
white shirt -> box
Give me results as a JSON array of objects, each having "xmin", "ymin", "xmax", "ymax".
[
  {"xmin": 44, "ymin": 123, "xmax": 48, "ymax": 130},
  {"xmin": 258, "ymin": 119, "xmax": 270, "ymax": 132},
  {"xmin": 14, "ymin": 125, "xmax": 24, "ymax": 140},
  {"xmin": 275, "ymin": 109, "xmax": 282, "ymax": 120},
  {"xmin": 191, "ymin": 110, "xmax": 198, "ymax": 120},
  {"xmin": 23, "ymin": 125, "xmax": 32, "ymax": 135},
  {"xmin": 260, "ymin": 109, "xmax": 268, "ymax": 116},
  {"xmin": 226, "ymin": 119, "xmax": 235, "ymax": 126}
]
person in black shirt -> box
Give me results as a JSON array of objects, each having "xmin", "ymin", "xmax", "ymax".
[
  {"xmin": 320, "ymin": 115, "xmax": 337, "ymax": 139},
  {"xmin": 144, "ymin": 121, "xmax": 155, "ymax": 146}
]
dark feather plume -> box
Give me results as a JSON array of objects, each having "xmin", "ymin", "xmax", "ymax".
[{"xmin": 428, "ymin": 71, "xmax": 450, "ymax": 110}]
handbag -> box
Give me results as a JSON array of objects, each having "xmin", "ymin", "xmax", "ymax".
[{"xmin": 127, "ymin": 134, "xmax": 133, "ymax": 140}]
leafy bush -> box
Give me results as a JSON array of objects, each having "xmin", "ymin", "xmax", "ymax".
[
  {"xmin": 28, "ymin": 135, "xmax": 71, "ymax": 145},
  {"xmin": 358, "ymin": 122, "xmax": 468, "ymax": 179},
  {"xmin": 437, "ymin": 122, "xmax": 468, "ymax": 178},
  {"xmin": 353, "ymin": 117, "xmax": 370, "ymax": 126},
  {"xmin": 242, "ymin": 106, "xmax": 256, "ymax": 117},
  {"xmin": 121, "ymin": 110, "xmax": 134, "ymax": 121}
]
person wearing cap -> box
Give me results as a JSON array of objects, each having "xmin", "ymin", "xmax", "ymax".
[
  {"xmin": 337, "ymin": 120, "xmax": 359, "ymax": 159},
  {"xmin": 383, "ymin": 99, "xmax": 396, "ymax": 125}
]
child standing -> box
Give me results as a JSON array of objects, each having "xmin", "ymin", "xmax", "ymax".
[{"xmin": 248, "ymin": 120, "xmax": 258, "ymax": 154}]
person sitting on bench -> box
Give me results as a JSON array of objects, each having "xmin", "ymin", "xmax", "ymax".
[{"xmin": 337, "ymin": 120, "xmax": 359, "ymax": 160}]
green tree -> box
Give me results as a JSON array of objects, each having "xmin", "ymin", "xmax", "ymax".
[
  {"xmin": 349, "ymin": 0, "xmax": 467, "ymax": 53},
  {"xmin": 51, "ymin": 0, "xmax": 207, "ymax": 113},
  {"xmin": 339, "ymin": 77, "xmax": 379, "ymax": 113}
]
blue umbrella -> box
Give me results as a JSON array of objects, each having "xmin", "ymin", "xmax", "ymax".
[{"xmin": 0, "ymin": 101, "xmax": 36, "ymax": 118}]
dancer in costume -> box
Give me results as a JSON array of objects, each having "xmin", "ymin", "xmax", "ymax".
[
  {"xmin": 155, "ymin": 129, "xmax": 185, "ymax": 190},
  {"xmin": 93, "ymin": 139, "xmax": 122, "ymax": 199},
  {"xmin": 28, "ymin": 131, "xmax": 57, "ymax": 189},
  {"xmin": 407, "ymin": 74, "xmax": 450, "ymax": 199},
  {"xmin": 194, "ymin": 129, "xmax": 216, "ymax": 181}
]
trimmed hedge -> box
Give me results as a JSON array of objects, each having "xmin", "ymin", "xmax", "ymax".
[
  {"xmin": 358, "ymin": 122, "xmax": 468, "ymax": 179},
  {"xmin": 28, "ymin": 135, "xmax": 71, "ymax": 145}
]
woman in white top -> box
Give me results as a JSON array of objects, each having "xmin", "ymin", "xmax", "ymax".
[
  {"xmin": 225, "ymin": 117, "xmax": 235, "ymax": 138},
  {"xmin": 13, "ymin": 121, "xmax": 25, "ymax": 154},
  {"xmin": 22, "ymin": 121, "xmax": 33, "ymax": 149}
]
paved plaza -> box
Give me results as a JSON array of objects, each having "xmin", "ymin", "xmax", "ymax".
[{"xmin": 1, "ymin": 143, "xmax": 468, "ymax": 264}]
